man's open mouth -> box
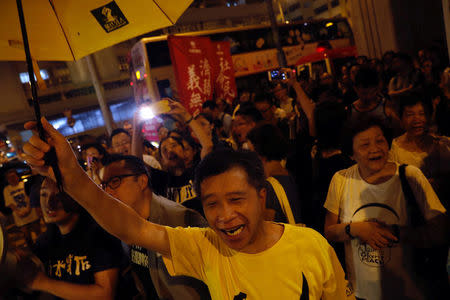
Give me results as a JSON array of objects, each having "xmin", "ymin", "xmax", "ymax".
[
  {"xmin": 368, "ymin": 155, "xmax": 383, "ymax": 161},
  {"xmin": 221, "ymin": 224, "xmax": 245, "ymax": 236}
]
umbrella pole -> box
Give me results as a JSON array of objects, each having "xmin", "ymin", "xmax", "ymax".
[
  {"xmin": 16, "ymin": 0, "xmax": 64, "ymax": 193},
  {"xmin": 15, "ymin": 0, "xmax": 44, "ymax": 139}
]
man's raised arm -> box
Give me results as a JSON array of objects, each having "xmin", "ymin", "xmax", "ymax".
[{"xmin": 22, "ymin": 118, "xmax": 171, "ymax": 258}]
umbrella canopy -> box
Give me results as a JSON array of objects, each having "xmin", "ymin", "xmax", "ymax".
[{"xmin": 0, "ymin": 0, "xmax": 193, "ymax": 61}]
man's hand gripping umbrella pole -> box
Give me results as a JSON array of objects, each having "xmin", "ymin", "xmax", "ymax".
[
  {"xmin": 23, "ymin": 118, "xmax": 81, "ymax": 190},
  {"xmin": 24, "ymin": 118, "xmax": 85, "ymax": 215}
]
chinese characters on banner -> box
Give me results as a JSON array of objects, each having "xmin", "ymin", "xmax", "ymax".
[
  {"xmin": 168, "ymin": 36, "xmax": 215, "ymax": 115},
  {"xmin": 213, "ymin": 41, "xmax": 237, "ymax": 104}
]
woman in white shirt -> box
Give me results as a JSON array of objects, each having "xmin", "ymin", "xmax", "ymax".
[
  {"xmin": 323, "ymin": 116, "xmax": 447, "ymax": 300},
  {"xmin": 389, "ymin": 93, "xmax": 450, "ymax": 209}
]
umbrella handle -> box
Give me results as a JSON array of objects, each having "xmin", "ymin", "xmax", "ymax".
[
  {"xmin": 43, "ymin": 149, "xmax": 64, "ymax": 193},
  {"xmin": 16, "ymin": 0, "xmax": 64, "ymax": 193}
]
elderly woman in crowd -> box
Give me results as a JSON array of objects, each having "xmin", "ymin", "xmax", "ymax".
[
  {"xmin": 389, "ymin": 92, "xmax": 450, "ymax": 209},
  {"xmin": 323, "ymin": 117, "xmax": 447, "ymax": 300}
]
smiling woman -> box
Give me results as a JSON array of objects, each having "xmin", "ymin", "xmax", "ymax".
[
  {"xmin": 389, "ymin": 93, "xmax": 450, "ymax": 209},
  {"xmin": 323, "ymin": 116, "xmax": 447, "ymax": 300}
]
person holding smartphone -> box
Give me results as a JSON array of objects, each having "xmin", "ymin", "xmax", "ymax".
[{"xmin": 82, "ymin": 143, "xmax": 108, "ymax": 185}]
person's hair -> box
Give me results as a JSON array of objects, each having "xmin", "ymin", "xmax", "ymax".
[
  {"xmin": 41, "ymin": 177, "xmax": 85, "ymax": 214},
  {"xmin": 270, "ymin": 82, "xmax": 287, "ymax": 91},
  {"xmin": 143, "ymin": 140, "xmax": 156, "ymax": 151},
  {"xmin": 397, "ymin": 91, "xmax": 432, "ymax": 118},
  {"xmin": 81, "ymin": 143, "xmax": 109, "ymax": 165},
  {"xmin": 110, "ymin": 128, "xmax": 131, "ymax": 143},
  {"xmin": 195, "ymin": 112, "xmax": 213, "ymax": 124},
  {"xmin": 202, "ymin": 100, "xmax": 218, "ymax": 110},
  {"xmin": 314, "ymin": 100, "xmax": 348, "ymax": 150},
  {"xmin": 235, "ymin": 104, "xmax": 263, "ymax": 123},
  {"xmin": 181, "ymin": 134, "xmax": 201, "ymax": 166},
  {"xmin": 393, "ymin": 52, "xmax": 413, "ymax": 66},
  {"xmin": 159, "ymin": 136, "xmax": 184, "ymax": 156},
  {"xmin": 167, "ymin": 129, "xmax": 184, "ymax": 139},
  {"xmin": 104, "ymin": 154, "xmax": 152, "ymax": 189},
  {"xmin": 354, "ymin": 65, "xmax": 380, "ymax": 88},
  {"xmin": 342, "ymin": 116, "xmax": 393, "ymax": 156},
  {"xmin": 253, "ymin": 93, "xmax": 274, "ymax": 106},
  {"xmin": 194, "ymin": 149, "xmax": 266, "ymax": 198},
  {"xmin": 181, "ymin": 134, "xmax": 200, "ymax": 150},
  {"xmin": 357, "ymin": 55, "xmax": 368, "ymax": 63},
  {"xmin": 157, "ymin": 123, "xmax": 167, "ymax": 132},
  {"xmin": 5, "ymin": 168, "xmax": 18, "ymax": 177},
  {"xmin": 382, "ymin": 50, "xmax": 395, "ymax": 59},
  {"xmin": 247, "ymin": 123, "xmax": 288, "ymax": 161}
]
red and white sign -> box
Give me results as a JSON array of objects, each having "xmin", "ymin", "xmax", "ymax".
[
  {"xmin": 142, "ymin": 118, "xmax": 161, "ymax": 142},
  {"xmin": 168, "ymin": 36, "xmax": 215, "ymax": 115},
  {"xmin": 213, "ymin": 41, "xmax": 237, "ymax": 104}
]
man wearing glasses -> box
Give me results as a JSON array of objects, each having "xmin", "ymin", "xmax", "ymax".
[
  {"xmin": 110, "ymin": 128, "xmax": 132, "ymax": 155},
  {"xmin": 100, "ymin": 154, "xmax": 210, "ymax": 300}
]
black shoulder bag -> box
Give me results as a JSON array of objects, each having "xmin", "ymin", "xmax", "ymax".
[{"xmin": 398, "ymin": 164, "xmax": 449, "ymax": 298}]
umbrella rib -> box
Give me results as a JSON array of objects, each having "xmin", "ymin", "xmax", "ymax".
[
  {"xmin": 48, "ymin": 0, "xmax": 75, "ymax": 60},
  {"xmin": 152, "ymin": 0, "xmax": 175, "ymax": 25}
]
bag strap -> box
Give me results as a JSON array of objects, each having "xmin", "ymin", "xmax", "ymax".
[
  {"xmin": 267, "ymin": 177, "xmax": 296, "ymax": 225},
  {"xmin": 399, "ymin": 164, "xmax": 425, "ymax": 226}
]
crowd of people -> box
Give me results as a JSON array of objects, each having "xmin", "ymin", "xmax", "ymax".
[{"xmin": 1, "ymin": 47, "xmax": 449, "ymax": 300}]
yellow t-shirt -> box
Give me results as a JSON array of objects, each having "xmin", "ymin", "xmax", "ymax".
[{"xmin": 163, "ymin": 224, "xmax": 353, "ymax": 300}]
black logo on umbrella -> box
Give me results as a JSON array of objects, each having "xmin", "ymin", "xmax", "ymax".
[{"xmin": 91, "ymin": 1, "xmax": 129, "ymax": 33}]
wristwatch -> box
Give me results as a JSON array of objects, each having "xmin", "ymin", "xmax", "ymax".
[{"xmin": 345, "ymin": 224, "xmax": 355, "ymax": 239}]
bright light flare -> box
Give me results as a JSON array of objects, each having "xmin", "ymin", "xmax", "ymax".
[
  {"xmin": 325, "ymin": 22, "xmax": 334, "ymax": 27},
  {"xmin": 139, "ymin": 106, "xmax": 155, "ymax": 120}
]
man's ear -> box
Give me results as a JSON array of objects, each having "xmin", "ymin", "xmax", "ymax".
[
  {"xmin": 258, "ymin": 187, "xmax": 267, "ymax": 208},
  {"xmin": 138, "ymin": 174, "xmax": 148, "ymax": 191}
]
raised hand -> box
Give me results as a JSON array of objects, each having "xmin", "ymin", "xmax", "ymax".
[
  {"xmin": 166, "ymin": 98, "xmax": 192, "ymax": 124},
  {"xmin": 23, "ymin": 117, "xmax": 83, "ymax": 188}
]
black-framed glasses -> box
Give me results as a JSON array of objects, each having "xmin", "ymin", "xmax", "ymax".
[{"xmin": 101, "ymin": 173, "xmax": 143, "ymax": 190}]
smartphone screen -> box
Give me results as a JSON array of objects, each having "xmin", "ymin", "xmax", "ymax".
[
  {"xmin": 87, "ymin": 156, "xmax": 93, "ymax": 169},
  {"xmin": 268, "ymin": 70, "xmax": 289, "ymax": 81}
]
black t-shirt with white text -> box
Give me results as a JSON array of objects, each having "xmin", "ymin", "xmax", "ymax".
[
  {"xmin": 32, "ymin": 214, "xmax": 123, "ymax": 285},
  {"xmin": 129, "ymin": 244, "xmax": 160, "ymax": 299},
  {"xmin": 150, "ymin": 168, "xmax": 203, "ymax": 216}
]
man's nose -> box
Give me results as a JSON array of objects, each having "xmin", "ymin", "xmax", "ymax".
[{"xmin": 218, "ymin": 203, "xmax": 236, "ymax": 223}]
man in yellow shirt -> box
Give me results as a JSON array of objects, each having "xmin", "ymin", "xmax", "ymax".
[{"xmin": 23, "ymin": 118, "xmax": 353, "ymax": 300}]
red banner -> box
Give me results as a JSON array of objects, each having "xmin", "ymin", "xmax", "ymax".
[
  {"xmin": 213, "ymin": 41, "xmax": 237, "ymax": 104},
  {"xmin": 168, "ymin": 36, "xmax": 214, "ymax": 115}
]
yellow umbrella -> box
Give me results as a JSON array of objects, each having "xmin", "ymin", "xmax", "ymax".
[
  {"xmin": 0, "ymin": 0, "xmax": 193, "ymax": 193},
  {"xmin": 0, "ymin": 0, "xmax": 193, "ymax": 61}
]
